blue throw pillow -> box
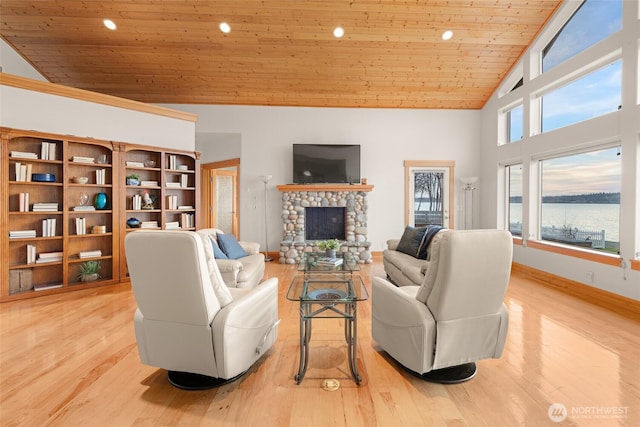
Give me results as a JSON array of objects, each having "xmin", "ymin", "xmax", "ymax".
[
  {"xmin": 208, "ymin": 235, "xmax": 228, "ymax": 259},
  {"xmin": 217, "ymin": 233, "xmax": 249, "ymax": 259},
  {"xmin": 396, "ymin": 226, "xmax": 427, "ymax": 258}
]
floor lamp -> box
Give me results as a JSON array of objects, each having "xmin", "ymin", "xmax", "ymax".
[
  {"xmin": 460, "ymin": 177, "xmax": 478, "ymax": 230},
  {"xmin": 261, "ymin": 175, "xmax": 274, "ymax": 261}
]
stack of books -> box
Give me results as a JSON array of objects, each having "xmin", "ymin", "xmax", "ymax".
[
  {"xmin": 178, "ymin": 205, "xmax": 193, "ymax": 210},
  {"xmin": 75, "ymin": 217, "xmax": 87, "ymax": 235},
  {"xmin": 126, "ymin": 161, "xmax": 144, "ymax": 167},
  {"xmin": 140, "ymin": 180, "xmax": 158, "ymax": 187},
  {"xmin": 10, "ymin": 151, "xmax": 38, "ymax": 159},
  {"xmin": 140, "ymin": 221, "xmax": 159, "ymax": 229},
  {"xmin": 165, "ymin": 221, "xmax": 180, "ymax": 230},
  {"xmin": 40, "ymin": 141, "xmax": 57, "ymax": 160},
  {"xmin": 79, "ymin": 250, "xmax": 102, "ymax": 259},
  {"xmin": 9, "ymin": 230, "xmax": 37, "ymax": 239},
  {"xmin": 72, "ymin": 156, "xmax": 94, "ymax": 163},
  {"xmin": 317, "ymin": 257, "xmax": 344, "ymax": 266},
  {"xmin": 19, "ymin": 193, "xmax": 30, "ymax": 212},
  {"xmin": 180, "ymin": 174, "xmax": 189, "ymax": 188},
  {"xmin": 42, "ymin": 218, "xmax": 57, "ymax": 237},
  {"xmin": 166, "ymin": 182, "xmax": 181, "ymax": 188},
  {"xmin": 95, "ymin": 169, "xmax": 106, "ymax": 185},
  {"xmin": 73, "ymin": 205, "xmax": 95, "ymax": 211},
  {"xmin": 36, "ymin": 251, "xmax": 63, "ymax": 263},
  {"xmin": 34, "ymin": 283, "xmax": 63, "ymax": 292},
  {"xmin": 13, "ymin": 162, "xmax": 33, "ymax": 182},
  {"xmin": 32, "ymin": 202, "xmax": 59, "ymax": 212}
]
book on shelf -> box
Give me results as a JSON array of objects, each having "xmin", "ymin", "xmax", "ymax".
[
  {"xmin": 166, "ymin": 195, "xmax": 178, "ymax": 210},
  {"xmin": 75, "ymin": 217, "xmax": 87, "ymax": 235},
  {"xmin": 38, "ymin": 251, "xmax": 64, "ymax": 259},
  {"xmin": 41, "ymin": 218, "xmax": 57, "ymax": 237},
  {"xmin": 317, "ymin": 257, "xmax": 344, "ymax": 266},
  {"xmin": 72, "ymin": 156, "xmax": 95, "ymax": 163},
  {"xmin": 166, "ymin": 182, "xmax": 181, "ymax": 188},
  {"xmin": 14, "ymin": 162, "xmax": 33, "ymax": 182},
  {"xmin": 32, "ymin": 202, "xmax": 59, "ymax": 212},
  {"xmin": 34, "ymin": 283, "xmax": 63, "ymax": 292},
  {"xmin": 168, "ymin": 155, "xmax": 177, "ymax": 170},
  {"xmin": 10, "ymin": 151, "xmax": 38, "ymax": 159},
  {"xmin": 131, "ymin": 194, "xmax": 142, "ymax": 210},
  {"xmin": 36, "ymin": 255, "xmax": 63, "ymax": 264},
  {"xmin": 9, "ymin": 230, "xmax": 37, "ymax": 238},
  {"xmin": 140, "ymin": 221, "xmax": 159, "ymax": 229},
  {"xmin": 178, "ymin": 205, "xmax": 193, "ymax": 210},
  {"xmin": 73, "ymin": 206, "xmax": 96, "ymax": 211},
  {"xmin": 126, "ymin": 161, "xmax": 145, "ymax": 167},
  {"xmin": 19, "ymin": 192, "xmax": 30, "ymax": 212},
  {"xmin": 140, "ymin": 180, "xmax": 158, "ymax": 187},
  {"xmin": 181, "ymin": 174, "xmax": 188, "ymax": 188},
  {"xmin": 40, "ymin": 141, "xmax": 57, "ymax": 160},
  {"xmin": 181, "ymin": 213, "xmax": 194, "ymax": 229},
  {"xmin": 165, "ymin": 221, "xmax": 180, "ymax": 230},
  {"xmin": 95, "ymin": 169, "xmax": 106, "ymax": 185},
  {"xmin": 79, "ymin": 250, "xmax": 102, "ymax": 259},
  {"xmin": 26, "ymin": 244, "xmax": 37, "ymax": 264}
]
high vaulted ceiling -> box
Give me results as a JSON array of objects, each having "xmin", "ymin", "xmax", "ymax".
[{"xmin": 1, "ymin": 1, "xmax": 561, "ymax": 109}]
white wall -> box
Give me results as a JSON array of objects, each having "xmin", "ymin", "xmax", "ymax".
[
  {"xmin": 479, "ymin": 0, "xmax": 640, "ymax": 300},
  {"xmin": 1, "ymin": 39, "xmax": 46, "ymax": 81},
  {"xmin": 162, "ymin": 104, "xmax": 481, "ymax": 251}
]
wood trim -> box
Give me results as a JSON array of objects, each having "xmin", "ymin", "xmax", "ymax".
[
  {"xmin": 513, "ymin": 236, "xmax": 524, "ymax": 246},
  {"xmin": 0, "ymin": 73, "xmax": 197, "ymax": 123},
  {"xmin": 631, "ymin": 259, "xmax": 640, "ymax": 272},
  {"xmin": 511, "ymin": 262, "xmax": 640, "ymax": 321},
  {"xmin": 526, "ymin": 239, "xmax": 621, "ymax": 266},
  {"xmin": 276, "ymin": 184, "xmax": 374, "ymax": 192}
]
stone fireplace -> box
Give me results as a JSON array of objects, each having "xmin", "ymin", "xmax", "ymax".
[{"xmin": 277, "ymin": 184, "xmax": 373, "ymax": 264}]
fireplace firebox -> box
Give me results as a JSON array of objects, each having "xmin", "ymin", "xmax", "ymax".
[{"xmin": 305, "ymin": 207, "xmax": 345, "ymax": 240}]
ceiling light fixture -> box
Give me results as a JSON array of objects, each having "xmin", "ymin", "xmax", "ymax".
[
  {"xmin": 441, "ymin": 30, "xmax": 453, "ymax": 41},
  {"xmin": 333, "ymin": 27, "xmax": 345, "ymax": 38},
  {"xmin": 103, "ymin": 19, "xmax": 117, "ymax": 30},
  {"xmin": 219, "ymin": 22, "xmax": 231, "ymax": 34}
]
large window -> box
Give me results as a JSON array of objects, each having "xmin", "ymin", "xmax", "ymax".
[
  {"xmin": 542, "ymin": 0, "xmax": 622, "ymax": 73},
  {"xmin": 539, "ymin": 147, "xmax": 621, "ymax": 253},
  {"xmin": 541, "ymin": 60, "xmax": 622, "ymax": 133},
  {"xmin": 506, "ymin": 164, "xmax": 523, "ymax": 237},
  {"xmin": 507, "ymin": 104, "xmax": 523, "ymax": 143}
]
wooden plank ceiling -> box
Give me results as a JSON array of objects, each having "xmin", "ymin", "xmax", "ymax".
[{"xmin": 0, "ymin": 1, "xmax": 561, "ymax": 109}]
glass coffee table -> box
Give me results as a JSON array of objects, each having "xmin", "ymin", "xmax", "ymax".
[{"xmin": 287, "ymin": 252, "xmax": 368, "ymax": 384}]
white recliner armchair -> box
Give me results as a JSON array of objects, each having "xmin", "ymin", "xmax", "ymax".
[
  {"xmin": 125, "ymin": 230, "xmax": 279, "ymax": 389},
  {"xmin": 372, "ymin": 229, "xmax": 513, "ymax": 383}
]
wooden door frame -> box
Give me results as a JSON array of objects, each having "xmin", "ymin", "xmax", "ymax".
[{"xmin": 201, "ymin": 158, "xmax": 240, "ymax": 236}]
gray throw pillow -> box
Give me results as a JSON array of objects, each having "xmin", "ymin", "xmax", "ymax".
[{"xmin": 395, "ymin": 226, "xmax": 428, "ymax": 258}]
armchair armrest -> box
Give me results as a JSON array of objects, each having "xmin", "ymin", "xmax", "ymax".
[
  {"xmin": 212, "ymin": 278, "xmax": 279, "ymax": 378},
  {"xmin": 215, "ymin": 259, "xmax": 243, "ymax": 287},
  {"xmin": 386, "ymin": 239, "xmax": 400, "ymax": 251},
  {"xmin": 239, "ymin": 241, "xmax": 260, "ymax": 255}
]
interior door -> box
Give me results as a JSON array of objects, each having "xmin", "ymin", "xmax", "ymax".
[
  {"xmin": 201, "ymin": 159, "xmax": 239, "ymax": 236},
  {"xmin": 404, "ymin": 160, "xmax": 455, "ymax": 229}
]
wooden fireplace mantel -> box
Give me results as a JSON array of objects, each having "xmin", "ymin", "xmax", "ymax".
[{"xmin": 276, "ymin": 184, "xmax": 374, "ymax": 192}]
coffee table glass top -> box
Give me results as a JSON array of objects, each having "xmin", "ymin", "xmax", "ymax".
[
  {"xmin": 286, "ymin": 275, "xmax": 368, "ymax": 304},
  {"xmin": 297, "ymin": 252, "xmax": 361, "ymax": 273}
]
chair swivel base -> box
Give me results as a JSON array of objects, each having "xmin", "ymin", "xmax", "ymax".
[
  {"xmin": 408, "ymin": 362, "xmax": 477, "ymax": 384},
  {"xmin": 167, "ymin": 370, "xmax": 247, "ymax": 390}
]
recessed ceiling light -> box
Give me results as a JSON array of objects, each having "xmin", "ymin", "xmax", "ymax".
[
  {"xmin": 103, "ymin": 19, "xmax": 116, "ymax": 30},
  {"xmin": 441, "ymin": 30, "xmax": 453, "ymax": 41},
  {"xmin": 219, "ymin": 22, "xmax": 231, "ymax": 34},
  {"xmin": 333, "ymin": 27, "xmax": 345, "ymax": 38}
]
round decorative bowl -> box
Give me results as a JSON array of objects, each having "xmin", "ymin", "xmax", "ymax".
[
  {"xmin": 144, "ymin": 160, "xmax": 156, "ymax": 168},
  {"xmin": 73, "ymin": 176, "xmax": 89, "ymax": 184},
  {"xmin": 127, "ymin": 218, "xmax": 141, "ymax": 228}
]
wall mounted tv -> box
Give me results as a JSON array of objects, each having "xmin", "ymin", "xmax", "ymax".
[{"xmin": 293, "ymin": 144, "xmax": 361, "ymax": 184}]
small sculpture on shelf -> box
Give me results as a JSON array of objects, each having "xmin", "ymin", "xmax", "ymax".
[{"xmin": 142, "ymin": 190, "xmax": 155, "ymax": 210}]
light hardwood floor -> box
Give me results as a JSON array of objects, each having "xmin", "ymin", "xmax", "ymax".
[{"xmin": 1, "ymin": 257, "xmax": 638, "ymax": 426}]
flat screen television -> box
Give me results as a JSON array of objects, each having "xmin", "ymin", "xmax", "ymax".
[{"xmin": 293, "ymin": 144, "xmax": 361, "ymax": 184}]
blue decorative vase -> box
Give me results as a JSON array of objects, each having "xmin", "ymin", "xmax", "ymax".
[
  {"xmin": 94, "ymin": 192, "xmax": 108, "ymax": 210},
  {"xmin": 127, "ymin": 218, "xmax": 141, "ymax": 228}
]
